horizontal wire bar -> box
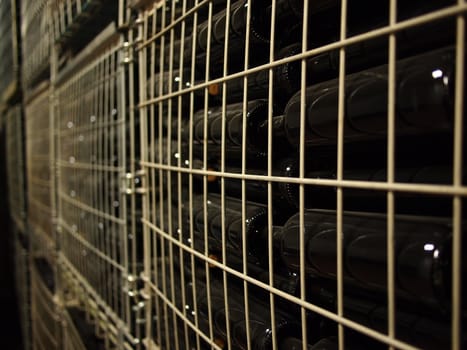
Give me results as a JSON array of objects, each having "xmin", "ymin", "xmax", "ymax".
[
  {"xmin": 57, "ymin": 118, "xmax": 125, "ymax": 136},
  {"xmin": 59, "ymin": 192, "xmax": 126, "ymax": 225},
  {"xmin": 57, "ymin": 160, "xmax": 124, "ymax": 173},
  {"xmin": 140, "ymin": 161, "xmax": 467, "ymax": 196},
  {"xmin": 29, "ymin": 177, "xmax": 52, "ymax": 188}
]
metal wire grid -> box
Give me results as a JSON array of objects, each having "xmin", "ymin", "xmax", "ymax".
[
  {"xmin": 50, "ymin": 0, "xmax": 98, "ymax": 42},
  {"xmin": 30, "ymin": 259, "xmax": 61, "ymax": 350},
  {"xmin": 15, "ymin": 234, "xmax": 32, "ymax": 350},
  {"xmin": 55, "ymin": 28, "xmax": 141, "ymax": 347},
  {"xmin": 6, "ymin": 105, "xmax": 27, "ymax": 233},
  {"xmin": 21, "ymin": 0, "xmax": 50, "ymax": 91},
  {"xmin": 135, "ymin": 1, "xmax": 466, "ymax": 349},
  {"xmin": 26, "ymin": 87, "xmax": 55, "ymax": 249},
  {"xmin": 60, "ymin": 258, "xmax": 138, "ymax": 350},
  {"xmin": 0, "ymin": 0, "xmax": 19, "ymax": 99},
  {"xmin": 62, "ymin": 309, "xmax": 89, "ymax": 350},
  {"xmin": 119, "ymin": 0, "xmax": 134, "ymax": 29}
]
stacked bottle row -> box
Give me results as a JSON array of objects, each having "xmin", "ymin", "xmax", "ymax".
[
  {"xmin": 147, "ymin": 0, "xmax": 464, "ymax": 348},
  {"xmin": 149, "ymin": 23, "xmax": 465, "ymax": 215},
  {"xmin": 149, "ymin": 193, "xmax": 466, "ymax": 349},
  {"xmin": 153, "ymin": 0, "xmax": 455, "ymax": 76},
  {"xmin": 148, "ymin": 0, "xmax": 453, "ymax": 139}
]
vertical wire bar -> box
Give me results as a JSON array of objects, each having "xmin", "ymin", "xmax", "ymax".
[
  {"xmin": 142, "ymin": 7, "xmax": 157, "ymax": 348},
  {"xmin": 452, "ymin": 1, "xmax": 465, "ymax": 348},
  {"xmin": 103, "ymin": 51, "xmax": 111, "ymax": 317},
  {"xmin": 88, "ymin": 66, "xmax": 95, "ymax": 299},
  {"xmin": 98, "ymin": 55, "xmax": 106, "ymax": 305},
  {"xmin": 92, "ymin": 63, "xmax": 100, "ymax": 311},
  {"xmin": 118, "ymin": 0, "xmax": 124, "ymax": 29},
  {"xmin": 127, "ymin": 21, "xmax": 137, "ymax": 291},
  {"xmin": 300, "ymin": 0, "xmax": 310, "ymax": 348},
  {"xmin": 151, "ymin": 7, "xmax": 163, "ymax": 348},
  {"xmin": 336, "ymin": 0, "xmax": 347, "ymax": 348},
  {"xmin": 153, "ymin": 4, "xmax": 166, "ymax": 346},
  {"xmin": 110, "ymin": 50, "xmax": 117, "ymax": 323},
  {"xmin": 103, "ymin": 51, "xmax": 111, "ymax": 313},
  {"xmin": 157, "ymin": 3, "xmax": 171, "ymax": 347},
  {"xmin": 126, "ymin": 23, "xmax": 138, "ymax": 332},
  {"xmin": 176, "ymin": 1, "xmax": 190, "ymax": 348},
  {"xmin": 241, "ymin": 0, "xmax": 252, "ymax": 348},
  {"xmin": 188, "ymin": 1, "xmax": 201, "ymax": 348},
  {"xmin": 202, "ymin": 1, "xmax": 215, "ymax": 346},
  {"xmin": 95, "ymin": 58, "xmax": 103, "ymax": 304},
  {"xmin": 166, "ymin": 2, "xmax": 180, "ymax": 349},
  {"xmin": 110, "ymin": 48, "xmax": 118, "ymax": 327},
  {"xmin": 387, "ymin": 0, "xmax": 397, "ymax": 349},
  {"xmin": 220, "ymin": 0, "xmax": 232, "ymax": 348},
  {"xmin": 267, "ymin": 0, "xmax": 278, "ymax": 348}
]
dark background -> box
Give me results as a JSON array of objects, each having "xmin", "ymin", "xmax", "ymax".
[{"xmin": 0, "ymin": 126, "xmax": 23, "ymax": 348}]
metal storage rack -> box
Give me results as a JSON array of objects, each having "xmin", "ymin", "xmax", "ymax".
[
  {"xmin": 30, "ymin": 256, "xmax": 61, "ymax": 350},
  {"xmin": 5, "ymin": 0, "xmax": 467, "ymax": 349},
  {"xmin": 25, "ymin": 84, "xmax": 59, "ymax": 350},
  {"xmin": 6, "ymin": 104, "xmax": 27, "ymax": 233},
  {"xmin": 7, "ymin": 104, "xmax": 31, "ymax": 350},
  {"xmin": 25, "ymin": 86, "xmax": 55, "ymax": 251},
  {"xmin": 50, "ymin": 0, "xmax": 102, "ymax": 43},
  {"xmin": 133, "ymin": 0, "xmax": 466, "ymax": 349},
  {"xmin": 54, "ymin": 22, "xmax": 141, "ymax": 349},
  {"xmin": 0, "ymin": 0, "xmax": 21, "ymax": 103},
  {"xmin": 21, "ymin": 0, "xmax": 50, "ymax": 90}
]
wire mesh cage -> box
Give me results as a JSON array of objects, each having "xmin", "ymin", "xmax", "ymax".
[
  {"xmin": 21, "ymin": 0, "xmax": 50, "ymax": 91},
  {"xmin": 6, "ymin": 104, "xmax": 27, "ymax": 233},
  {"xmin": 0, "ymin": 0, "xmax": 20, "ymax": 101},
  {"xmin": 134, "ymin": 0, "xmax": 466, "ymax": 349},
  {"xmin": 60, "ymin": 278, "xmax": 108, "ymax": 350},
  {"xmin": 31, "ymin": 255, "xmax": 61, "ymax": 350},
  {"xmin": 50, "ymin": 0, "xmax": 120, "ymax": 62},
  {"xmin": 54, "ymin": 23, "xmax": 141, "ymax": 348},
  {"xmin": 50, "ymin": 0, "xmax": 102, "ymax": 42},
  {"xmin": 60, "ymin": 257, "xmax": 138, "ymax": 350},
  {"xmin": 25, "ymin": 86, "xmax": 55, "ymax": 250}
]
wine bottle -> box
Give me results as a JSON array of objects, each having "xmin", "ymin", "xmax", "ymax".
[
  {"xmin": 280, "ymin": 47, "xmax": 454, "ymax": 148},
  {"xmin": 279, "ymin": 209, "xmax": 461, "ymax": 310},
  {"xmin": 314, "ymin": 288, "xmax": 464, "ymax": 350},
  {"xmin": 195, "ymin": 0, "xmax": 271, "ymax": 77},
  {"xmin": 279, "ymin": 163, "xmax": 459, "ymax": 216},
  {"xmin": 193, "ymin": 276, "xmax": 302, "ymax": 350},
  {"xmin": 149, "ymin": 69, "xmax": 192, "ymax": 97},
  {"xmin": 160, "ymin": 37, "xmax": 194, "ymax": 73},
  {"xmin": 190, "ymin": 222, "xmax": 299, "ymax": 296},
  {"xmin": 190, "ymin": 193, "xmax": 271, "ymax": 260},
  {"xmin": 205, "ymin": 43, "xmax": 302, "ymax": 106},
  {"xmin": 221, "ymin": 158, "xmax": 334, "ymax": 214},
  {"xmin": 190, "ymin": 99, "xmax": 284, "ymax": 161},
  {"xmin": 279, "ymin": 336, "xmax": 345, "ymax": 350}
]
